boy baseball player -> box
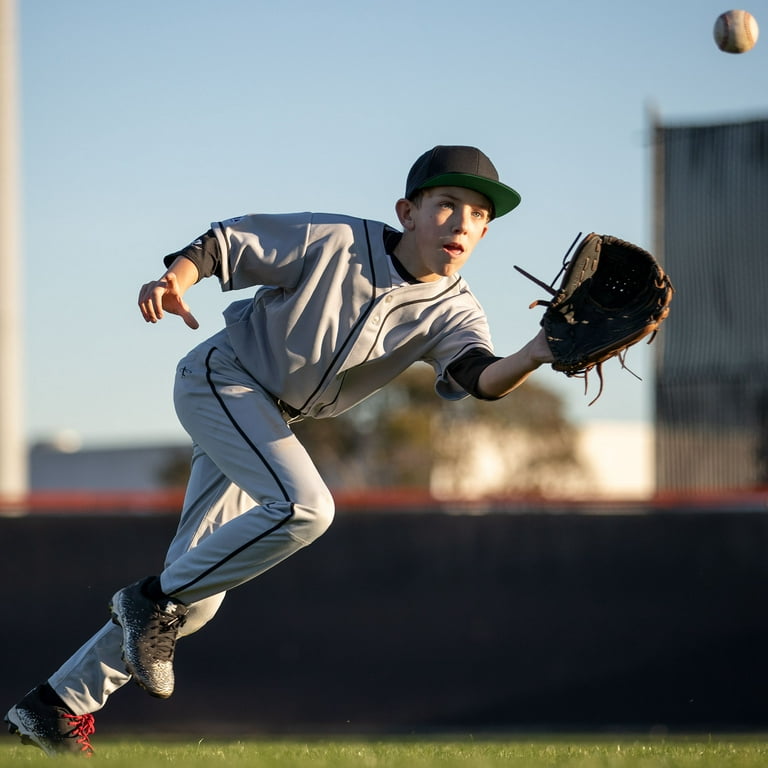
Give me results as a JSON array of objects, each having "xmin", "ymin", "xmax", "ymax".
[{"xmin": 5, "ymin": 145, "xmax": 554, "ymax": 755}]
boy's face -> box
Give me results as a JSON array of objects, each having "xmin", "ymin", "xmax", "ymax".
[{"xmin": 396, "ymin": 186, "xmax": 491, "ymax": 281}]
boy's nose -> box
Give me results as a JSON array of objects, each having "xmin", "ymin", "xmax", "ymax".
[{"xmin": 452, "ymin": 209, "xmax": 470, "ymax": 233}]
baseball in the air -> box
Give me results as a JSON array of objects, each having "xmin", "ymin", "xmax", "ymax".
[{"xmin": 713, "ymin": 10, "xmax": 759, "ymax": 53}]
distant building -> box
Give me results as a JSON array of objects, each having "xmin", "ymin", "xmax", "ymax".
[{"xmin": 29, "ymin": 441, "xmax": 191, "ymax": 492}]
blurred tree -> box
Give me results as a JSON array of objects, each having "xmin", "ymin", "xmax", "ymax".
[
  {"xmin": 293, "ymin": 363, "xmax": 589, "ymax": 498},
  {"xmin": 155, "ymin": 446, "xmax": 194, "ymax": 489}
]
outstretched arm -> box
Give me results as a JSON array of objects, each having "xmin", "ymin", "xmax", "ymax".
[
  {"xmin": 138, "ymin": 256, "xmax": 200, "ymax": 329},
  {"xmin": 476, "ymin": 328, "xmax": 553, "ymax": 398}
]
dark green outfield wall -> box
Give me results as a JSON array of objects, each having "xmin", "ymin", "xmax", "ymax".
[{"xmin": 2, "ymin": 506, "xmax": 767, "ymax": 735}]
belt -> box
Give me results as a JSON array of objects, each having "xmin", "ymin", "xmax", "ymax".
[{"xmin": 276, "ymin": 398, "xmax": 303, "ymax": 424}]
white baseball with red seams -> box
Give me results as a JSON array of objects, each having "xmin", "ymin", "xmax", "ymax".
[{"xmin": 714, "ymin": 10, "xmax": 759, "ymax": 53}]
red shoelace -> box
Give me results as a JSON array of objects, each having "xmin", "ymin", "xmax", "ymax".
[{"xmin": 63, "ymin": 712, "xmax": 96, "ymax": 755}]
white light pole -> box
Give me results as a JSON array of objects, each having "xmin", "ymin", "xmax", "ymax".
[{"xmin": 0, "ymin": 0, "xmax": 27, "ymax": 499}]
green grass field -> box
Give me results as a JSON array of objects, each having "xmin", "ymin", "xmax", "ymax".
[{"xmin": 3, "ymin": 737, "xmax": 768, "ymax": 767}]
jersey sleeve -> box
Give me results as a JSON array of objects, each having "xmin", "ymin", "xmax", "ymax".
[
  {"xmin": 424, "ymin": 282, "xmax": 498, "ymax": 401},
  {"xmin": 212, "ymin": 212, "xmax": 313, "ymax": 291}
]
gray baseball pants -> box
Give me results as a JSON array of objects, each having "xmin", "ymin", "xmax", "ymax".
[{"xmin": 48, "ymin": 330, "xmax": 335, "ymax": 714}]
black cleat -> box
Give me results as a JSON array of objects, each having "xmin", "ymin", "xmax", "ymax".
[
  {"xmin": 109, "ymin": 577, "xmax": 188, "ymax": 699},
  {"xmin": 5, "ymin": 685, "xmax": 95, "ymax": 756}
]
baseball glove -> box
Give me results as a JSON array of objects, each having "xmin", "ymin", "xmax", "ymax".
[{"xmin": 514, "ymin": 232, "xmax": 674, "ymax": 404}]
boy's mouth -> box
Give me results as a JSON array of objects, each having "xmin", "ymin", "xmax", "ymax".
[{"xmin": 443, "ymin": 242, "xmax": 464, "ymax": 257}]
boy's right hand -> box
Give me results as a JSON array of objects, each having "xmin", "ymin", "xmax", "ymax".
[{"xmin": 138, "ymin": 272, "xmax": 199, "ymax": 329}]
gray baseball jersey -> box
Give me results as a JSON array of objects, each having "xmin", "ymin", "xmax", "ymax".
[{"xmin": 214, "ymin": 212, "xmax": 495, "ymax": 417}]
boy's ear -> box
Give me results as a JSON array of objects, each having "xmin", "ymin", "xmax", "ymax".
[{"xmin": 395, "ymin": 198, "xmax": 417, "ymax": 231}]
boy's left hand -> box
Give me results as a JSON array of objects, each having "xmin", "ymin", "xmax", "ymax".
[{"xmin": 529, "ymin": 327, "xmax": 554, "ymax": 365}]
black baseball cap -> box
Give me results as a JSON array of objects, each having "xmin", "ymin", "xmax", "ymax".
[{"xmin": 405, "ymin": 145, "xmax": 521, "ymax": 219}]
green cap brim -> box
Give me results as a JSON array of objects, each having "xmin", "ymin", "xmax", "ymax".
[{"xmin": 418, "ymin": 172, "xmax": 521, "ymax": 218}]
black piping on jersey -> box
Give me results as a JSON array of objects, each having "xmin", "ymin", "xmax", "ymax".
[
  {"xmin": 358, "ymin": 275, "xmax": 469, "ymax": 367},
  {"xmin": 294, "ymin": 218, "xmax": 380, "ymax": 413},
  {"xmin": 312, "ymin": 277, "xmax": 481, "ymax": 415},
  {"xmin": 167, "ymin": 346, "xmax": 295, "ymax": 598}
]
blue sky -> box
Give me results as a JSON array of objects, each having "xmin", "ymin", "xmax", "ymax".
[{"xmin": 16, "ymin": 0, "xmax": 768, "ymax": 445}]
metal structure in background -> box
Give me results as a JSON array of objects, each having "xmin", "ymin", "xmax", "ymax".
[
  {"xmin": 0, "ymin": 0, "xmax": 26, "ymax": 499},
  {"xmin": 653, "ymin": 115, "xmax": 768, "ymax": 493}
]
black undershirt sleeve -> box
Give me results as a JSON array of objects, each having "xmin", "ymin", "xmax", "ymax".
[
  {"xmin": 446, "ymin": 348, "xmax": 504, "ymax": 400},
  {"xmin": 163, "ymin": 229, "xmax": 221, "ymax": 280}
]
